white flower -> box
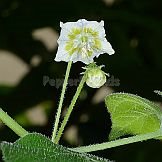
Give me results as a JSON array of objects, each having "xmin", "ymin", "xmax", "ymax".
[
  {"xmin": 55, "ymin": 19, "xmax": 115, "ymax": 64},
  {"xmin": 85, "ymin": 64, "xmax": 107, "ymax": 88}
]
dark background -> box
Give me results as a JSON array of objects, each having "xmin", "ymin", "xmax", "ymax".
[{"xmin": 0, "ymin": 0, "xmax": 162, "ymax": 161}]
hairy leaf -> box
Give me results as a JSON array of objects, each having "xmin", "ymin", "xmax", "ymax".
[
  {"xmin": 105, "ymin": 93, "xmax": 162, "ymax": 140},
  {"xmin": 1, "ymin": 133, "xmax": 111, "ymax": 162}
]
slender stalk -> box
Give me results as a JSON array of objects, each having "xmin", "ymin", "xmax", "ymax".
[
  {"xmin": 52, "ymin": 61, "xmax": 72, "ymax": 142},
  {"xmin": 0, "ymin": 108, "xmax": 28, "ymax": 137},
  {"xmin": 71, "ymin": 130, "xmax": 162, "ymax": 153},
  {"xmin": 54, "ymin": 74, "xmax": 87, "ymax": 144}
]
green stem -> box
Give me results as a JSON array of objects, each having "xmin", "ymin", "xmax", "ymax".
[
  {"xmin": 71, "ymin": 130, "xmax": 162, "ymax": 153},
  {"xmin": 52, "ymin": 61, "xmax": 72, "ymax": 142},
  {"xmin": 54, "ymin": 74, "xmax": 87, "ymax": 144},
  {"xmin": 0, "ymin": 108, "xmax": 28, "ymax": 137}
]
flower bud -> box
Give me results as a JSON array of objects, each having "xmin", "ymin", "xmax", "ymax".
[{"xmin": 86, "ymin": 66, "xmax": 107, "ymax": 88}]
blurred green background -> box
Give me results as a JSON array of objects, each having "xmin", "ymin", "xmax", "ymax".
[{"xmin": 0, "ymin": 0, "xmax": 162, "ymax": 161}]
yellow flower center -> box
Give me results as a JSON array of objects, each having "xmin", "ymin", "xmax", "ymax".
[{"xmin": 65, "ymin": 27, "xmax": 102, "ymax": 57}]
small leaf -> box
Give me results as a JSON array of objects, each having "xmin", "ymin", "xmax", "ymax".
[
  {"xmin": 1, "ymin": 133, "xmax": 111, "ymax": 162},
  {"xmin": 105, "ymin": 93, "xmax": 162, "ymax": 140}
]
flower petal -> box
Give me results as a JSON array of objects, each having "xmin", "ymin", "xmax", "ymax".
[
  {"xmin": 84, "ymin": 20, "xmax": 106, "ymax": 38},
  {"xmin": 101, "ymin": 39, "xmax": 115, "ymax": 55},
  {"xmin": 58, "ymin": 21, "xmax": 80, "ymax": 43},
  {"xmin": 55, "ymin": 41, "xmax": 94, "ymax": 64}
]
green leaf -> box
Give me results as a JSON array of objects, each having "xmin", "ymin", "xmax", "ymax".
[
  {"xmin": 1, "ymin": 133, "xmax": 111, "ymax": 162},
  {"xmin": 105, "ymin": 93, "xmax": 162, "ymax": 140}
]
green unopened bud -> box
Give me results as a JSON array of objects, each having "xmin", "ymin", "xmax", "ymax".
[{"xmin": 85, "ymin": 64, "xmax": 107, "ymax": 88}]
